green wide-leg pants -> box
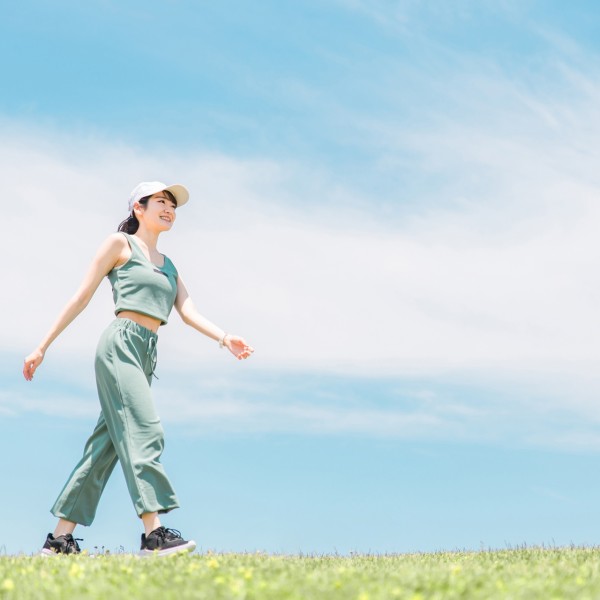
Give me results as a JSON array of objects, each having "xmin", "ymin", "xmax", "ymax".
[{"xmin": 50, "ymin": 319, "xmax": 180, "ymax": 526}]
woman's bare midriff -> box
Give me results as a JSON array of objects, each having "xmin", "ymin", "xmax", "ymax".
[{"xmin": 117, "ymin": 311, "xmax": 162, "ymax": 333}]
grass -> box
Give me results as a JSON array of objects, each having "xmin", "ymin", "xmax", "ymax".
[{"xmin": 1, "ymin": 547, "xmax": 600, "ymax": 599}]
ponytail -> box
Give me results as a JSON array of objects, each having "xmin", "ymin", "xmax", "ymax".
[{"xmin": 117, "ymin": 196, "xmax": 150, "ymax": 233}]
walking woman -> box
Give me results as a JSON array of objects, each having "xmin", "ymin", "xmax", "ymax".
[{"xmin": 23, "ymin": 181, "xmax": 254, "ymax": 556}]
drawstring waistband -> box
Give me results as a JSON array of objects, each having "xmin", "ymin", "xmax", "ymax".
[{"xmin": 113, "ymin": 318, "xmax": 159, "ymax": 379}]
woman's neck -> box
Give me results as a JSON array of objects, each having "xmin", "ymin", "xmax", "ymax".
[{"xmin": 134, "ymin": 226, "xmax": 160, "ymax": 251}]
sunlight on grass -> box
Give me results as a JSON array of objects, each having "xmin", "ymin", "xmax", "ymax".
[{"xmin": 1, "ymin": 547, "xmax": 600, "ymax": 599}]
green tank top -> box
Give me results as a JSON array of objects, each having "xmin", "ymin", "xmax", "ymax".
[{"xmin": 107, "ymin": 233, "xmax": 178, "ymax": 325}]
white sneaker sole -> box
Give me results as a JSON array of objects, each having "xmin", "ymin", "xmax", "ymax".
[{"xmin": 139, "ymin": 540, "xmax": 196, "ymax": 557}]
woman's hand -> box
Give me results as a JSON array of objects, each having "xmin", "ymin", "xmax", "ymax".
[
  {"xmin": 23, "ymin": 348, "xmax": 45, "ymax": 381},
  {"xmin": 224, "ymin": 335, "xmax": 254, "ymax": 360}
]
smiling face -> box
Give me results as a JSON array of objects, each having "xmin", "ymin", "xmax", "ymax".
[{"xmin": 134, "ymin": 191, "xmax": 177, "ymax": 233}]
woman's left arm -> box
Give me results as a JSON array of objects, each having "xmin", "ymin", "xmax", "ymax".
[{"xmin": 174, "ymin": 275, "xmax": 254, "ymax": 360}]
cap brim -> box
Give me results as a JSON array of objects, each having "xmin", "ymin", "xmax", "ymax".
[{"xmin": 164, "ymin": 184, "xmax": 189, "ymax": 207}]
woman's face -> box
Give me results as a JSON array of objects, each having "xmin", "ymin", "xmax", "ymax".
[{"xmin": 138, "ymin": 192, "xmax": 177, "ymax": 232}]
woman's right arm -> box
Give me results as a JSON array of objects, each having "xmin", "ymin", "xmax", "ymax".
[{"xmin": 23, "ymin": 233, "xmax": 127, "ymax": 381}]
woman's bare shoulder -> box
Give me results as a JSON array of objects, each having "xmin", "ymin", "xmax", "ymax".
[
  {"xmin": 90, "ymin": 232, "xmax": 130, "ymax": 265},
  {"xmin": 100, "ymin": 232, "xmax": 131, "ymax": 267},
  {"xmin": 100, "ymin": 232, "xmax": 129, "ymax": 251},
  {"xmin": 105, "ymin": 231, "xmax": 128, "ymax": 244}
]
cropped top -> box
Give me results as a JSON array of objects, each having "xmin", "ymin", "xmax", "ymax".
[{"xmin": 107, "ymin": 233, "xmax": 178, "ymax": 325}]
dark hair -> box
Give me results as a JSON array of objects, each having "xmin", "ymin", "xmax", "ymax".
[{"xmin": 117, "ymin": 190, "xmax": 177, "ymax": 234}]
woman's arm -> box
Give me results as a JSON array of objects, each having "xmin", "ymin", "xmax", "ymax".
[
  {"xmin": 174, "ymin": 275, "xmax": 254, "ymax": 360},
  {"xmin": 23, "ymin": 234, "xmax": 127, "ymax": 381}
]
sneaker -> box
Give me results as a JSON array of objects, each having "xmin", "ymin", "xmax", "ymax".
[
  {"xmin": 40, "ymin": 533, "xmax": 83, "ymax": 556},
  {"xmin": 140, "ymin": 526, "xmax": 196, "ymax": 556}
]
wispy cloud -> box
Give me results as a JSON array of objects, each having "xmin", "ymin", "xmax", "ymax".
[
  {"xmin": 7, "ymin": 365, "xmax": 600, "ymax": 451},
  {"xmin": 333, "ymin": 0, "xmax": 525, "ymax": 36}
]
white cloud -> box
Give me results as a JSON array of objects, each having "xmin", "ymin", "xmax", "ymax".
[
  {"xmin": 5, "ymin": 94, "xmax": 600, "ymax": 379},
  {"xmin": 7, "ymin": 365, "xmax": 600, "ymax": 451}
]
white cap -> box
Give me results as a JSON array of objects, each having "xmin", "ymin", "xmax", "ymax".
[{"xmin": 128, "ymin": 181, "xmax": 189, "ymax": 212}]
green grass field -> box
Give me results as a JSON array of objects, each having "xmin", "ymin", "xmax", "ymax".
[{"xmin": 1, "ymin": 547, "xmax": 599, "ymax": 599}]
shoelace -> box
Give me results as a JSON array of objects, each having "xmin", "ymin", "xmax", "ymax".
[
  {"xmin": 153, "ymin": 527, "xmax": 182, "ymax": 542},
  {"xmin": 62, "ymin": 535, "xmax": 83, "ymax": 553}
]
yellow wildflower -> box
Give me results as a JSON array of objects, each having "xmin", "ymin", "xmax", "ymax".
[{"xmin": 69, "ymin": 563, "xmax": 84, "ymax": 578}]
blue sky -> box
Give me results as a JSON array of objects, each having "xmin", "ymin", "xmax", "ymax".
[{"xmin": 3, "ymin": 0, "xmax": 600, "ymax": 554}]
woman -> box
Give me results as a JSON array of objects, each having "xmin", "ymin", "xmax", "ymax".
[{"xmin": 23, "ymin": 181, "xmax": 254, "ymax": 556}]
